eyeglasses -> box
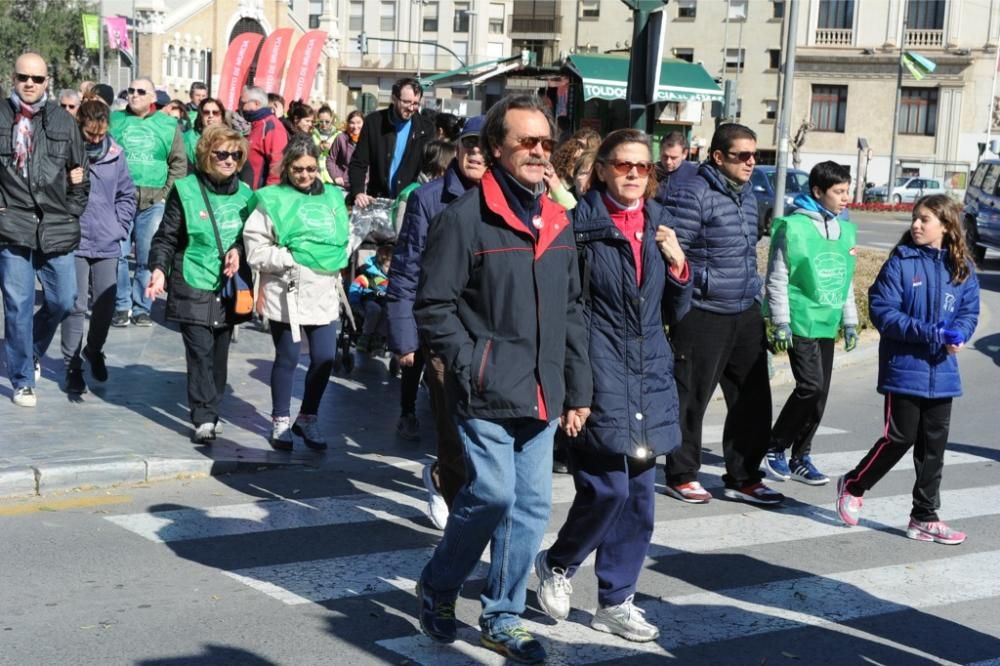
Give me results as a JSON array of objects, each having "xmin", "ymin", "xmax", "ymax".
[
  {"xmin": 514, "ymin": 136, "xmax": 556, "ymax": 152},
  {"xmin": 127, "ymin": 87, "xmax": 148, "ymax": 96},
  {"xmin": 460, "ymin": 135, "xmax": 480, "ymax": 149},
  {"xmin": 212, "ymin": 150, "xmax": 243, "ymax": 162},
  {"xmin": 202, "ymin": 109, "xmax": 221, "ymax": 116},
  {"xmin": 602, "ymin": 160, "xmax": 653, "ymax": 176},
  {"xmin": 60, "ymin": 103, "xmax": 78, "ymax": 110},
  {"xmin": 15, "ymin": 73, "xmax": 46, "ymax": 84},
  {"xmin": 291, "ymin": 165, "xmax": 318, "ymax": 174},
  {"xmin": 725, "ymin": 150, "xmax": 759, "ymax": 163},
  {"xmin": 395, "ymin": 97, "xmax": 421, "ymax": 108}
]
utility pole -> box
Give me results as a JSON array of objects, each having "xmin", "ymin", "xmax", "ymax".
[
  {"xmin": 98, "ymin": 0, "xmax": 104, "ymax": 84},
  {"xmin": 621, "ymin": 0, "xmax": 668, "ymax": 131},
  {"xmin": 772, "ymin": 0, "xmax": 799, "ymax": 222},
  {"xmin": 887, "ymin": 3, "xmax": 909, "ymax": 197}
]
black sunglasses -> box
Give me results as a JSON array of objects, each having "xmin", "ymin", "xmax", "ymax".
[
  {"xmin": 60, "ymin": 103, "xmax": 78, "ymax": 110},
  {"xmin": 15, "ymin": 73, "xmax": 46, "ymax": 84},
  {"xmin": 725, "ymin": 150, "xmax": 759, "ymax": 163},
  {"xmin": 515, "ymin": 136, "xmax": 556, "ymax": 152},
  {"xmin": 127, "ymin": 87, "xmax": 148, "ymax": 96},
  {"xmin": 212, "ymin": 150, "xmax": 243, "ymax": 162},
  {"xmin": 460, "ymin": 135, "xmax": 480, "ymax": 149}
]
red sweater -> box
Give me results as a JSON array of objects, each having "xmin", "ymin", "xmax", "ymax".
[{"xmin": 602, "ymin": 193, "xmax": 689, "ymax": 285}]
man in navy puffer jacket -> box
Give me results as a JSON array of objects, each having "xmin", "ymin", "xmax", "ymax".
[{"xmin": 662, "ymin": 123, "xmax": 783, "ymax": 506}]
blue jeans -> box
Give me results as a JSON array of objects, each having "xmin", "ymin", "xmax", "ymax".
[
  {"xmin": 0, "ymin": 246, "xmax": 77, "ymax": 389},
  {"xmin": 422, "ymin": 416, "xmax": 557, "ymax": 634},
  {"xmin": 115, "ymin": 219, "xmax": 134, "ymax": 312},
  {"xmin": 130, "ymin": 202, "xmax": 164, "ymax": 316}
]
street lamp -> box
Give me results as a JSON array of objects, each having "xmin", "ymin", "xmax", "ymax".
[
  {"xmin": 464, "ymin": 8, "xmax": 477, "ymax": 100},
  {"xmin": 414, "ymin": 0, "xmax": 427, "ymax": 78}
]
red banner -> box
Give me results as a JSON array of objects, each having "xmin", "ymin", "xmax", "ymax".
[
  {"xmin": 218, "ymin": 32, "xmax": 264, "ymax": 112},
  {"xmin": 282, "ymin": 30, "xmax": 328, "ymax": 104},
  {"xmin": 254, "ymin": 28, "xmax": 294, "ymax": 94}
]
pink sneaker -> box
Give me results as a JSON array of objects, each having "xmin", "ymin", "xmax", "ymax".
[
  {"xmin": 836, "ymin": 475, "xmax": 863, "ymax": 526},
  {"xmin": 906, "ymin": 519, "xmax": 966, "ymax": 545}
]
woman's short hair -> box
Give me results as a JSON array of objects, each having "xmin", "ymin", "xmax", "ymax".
[
  {"xmin": 196, "ymin": 125, "xmax": 249, "ymax": 175},
  {"xmin": 588, "ymin": 128, "xmax": 657, "ymax": 200}
]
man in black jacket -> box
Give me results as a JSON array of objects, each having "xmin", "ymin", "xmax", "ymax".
[
  {"xmin": 413, "ymin": 95, "xmax": 592, "ymax": 663},
  {"xmin": 347, "ymin": 78, "xmax": 433, "ymax": 208},
  {"xmin": 0, "ymin": 52, "xmax": 90, "ymax": 407}
]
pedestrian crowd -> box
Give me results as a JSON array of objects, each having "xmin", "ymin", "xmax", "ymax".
[{"xmin": 0, "ymin": 52, "xmax": 981, "ymax": 663}]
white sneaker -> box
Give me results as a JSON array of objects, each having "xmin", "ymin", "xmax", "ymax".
[
  {"xmin": 292, "ymin": 414, "xmax": 328, "ymax": 450},
  {"xmin": 271, "ymin": 416, "xmax": 293, "ymax": 451},
  {"xmin": 12, "ymin": 387, "xmax": 36, "ymax": 408},
  {"xmin": 534, "ymin": 549, "xmax": 572, "ymax": 620},
  {"xmin": 422, "ymin": 463, "xmax": 449, "ymax": 530},
  {"xmin": 591, "ymin": 595, "xmax": 659, "ymax": 642}
]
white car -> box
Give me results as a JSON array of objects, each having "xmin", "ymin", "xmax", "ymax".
[{"xmin": 874, "ymin": 177, "xmax": 946, "ymax": 204}]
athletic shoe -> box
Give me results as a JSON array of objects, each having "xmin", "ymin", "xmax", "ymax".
[
  {"xmin": 65, "ymin": 367, "xmax": 87, "ymax": 394},
  {"xmin": 416, "ymin": 579, "xmax": 456, "ymax": 643},
  {"xmin": 270, "ymin": 416, "xmax": 293, "ymax": 451},
  {"xmin": 763, "ymin": 448, "xmax": 791, "ymax": 480},
  {"xmin": 192, "ymin": 422, "xmax": 216, "ymax": 444},
  {"xmin": 356, "ymin": 334, "xmax": 371, "ymax": 354},
  {"xmin": 422, "ymin": 462, "xmax": 449, "ymax": 530},
  {"xmin": 132, "ymin": 312, "xmax": 153, "ymax": 327},
  {"xmin": 723, "ymin": 482, "xmax": 785, "ymax": 506},
  {"xmin": 12, "ymin": 387, "xmax": 36, "ymax": 408},
  {"xmin": 82, "ymin": 346, "xmax": 108, "ymax": 382},
  {"xmin": 836, "ymin": 475, "xmax": 863, "ymax": 526},
  {"xmin": 534, "ymin": 549, "xmax": 572, "ymax": 621},
  {"xmin": 111, "ymin": 310, "xmax": 130, "ymax": 328},
  {"xmin": 789, "ymin": 455, "xmax": 830, "ymax": 485},
  {"xmin": 33, "ymin": 358, "xmax": 41, "ymax": 381},
  {"xmin": 480, "ymin": 625, "xmax": 546, "ymax": 664},
  {"xmin": 663, "ymin": 481, "xmax": 712, "ymax": 504},
  {"xmin": 906, "ymin": 519, "xmax": 966, "ymax": 545},
  {"xmin": 292, "ymin": 414, "xmax": 327, "ymax": 450},
  {"xmin": 591, "ymin": 594, "xmax": 660, "ymax": 642},
  {"xmin": 396, "ymin": 413, "xmax": 420, "ymax": 441}
]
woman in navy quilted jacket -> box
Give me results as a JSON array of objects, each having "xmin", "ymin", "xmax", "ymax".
[
  {"xmin": 836, "ymin": 194, "xmax": 979, "ymax": 545},
  {"xmin": 533, "ymin": 129, "xmax": 692, "ymax": 642}
]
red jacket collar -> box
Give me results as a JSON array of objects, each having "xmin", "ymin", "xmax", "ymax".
[{"xmin": 481, "ymin": 170, "xmax": 569, "ymax": 259}]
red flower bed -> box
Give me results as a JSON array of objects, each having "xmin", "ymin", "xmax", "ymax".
[{"xmin": 847, "ymin": 202, "xmax": 914, "ymax": 213}]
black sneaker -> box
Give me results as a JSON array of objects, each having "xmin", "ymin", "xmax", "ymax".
[
  {"xmin": 396, "ymin": 413, "xmax": 420, "ymax": 441},
  {"xmin": 416, "ymin": 580, "xmax": 457, "ymax": 643},
  {"xmin": 65, "ymin": 367, "xmax": 87, "ymax": 394},
  {"xmin": 480, "ymin": 625, "xmax": 547, "ymax": 664},
  {"xmin": 111, "ymin": 311, "xmax": 130, "ymax": 328},
  {"xmin": 132, "ymin": 313, "xmax": 153, "ymax": 327},
  {"xmin": 82, "ymin": 346, "xmax": 108, "ymax": 382}
]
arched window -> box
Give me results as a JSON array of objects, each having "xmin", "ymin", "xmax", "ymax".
[
  {"xmin": 200, "ymin": 50, "xmax": 208, "ymax": 81},
  {"xmin": 229, "ymin": 17, "xmax": 266, "ymax": 84},
  {"xmin": 167, "ymin": 45, "xmax": 176, "ymax": 77},
  {"xmin": 179, "ymin": 47, "xmax": 188, "ymax": 80},
  {"xmin": 190, "ymin": 49, "xmax": 199, "ymax": 79}
]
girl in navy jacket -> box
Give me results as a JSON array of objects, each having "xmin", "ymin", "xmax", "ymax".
[{"xmin": 836, "ymin": 195, "xmax": 979, "ymax": 544}]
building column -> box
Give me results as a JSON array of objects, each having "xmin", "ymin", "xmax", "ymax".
[
  {"xmin": 935, "ymin": 85, "xmax": 963, "ymax": 163},
  {"xmin": 944, "ymin": 0, "xmax": 963, "ymax": 48}
]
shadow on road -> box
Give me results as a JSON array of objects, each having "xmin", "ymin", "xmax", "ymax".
[{"xmin": 134, "ymin": 644, "xmax": 280, "ymax": 665}]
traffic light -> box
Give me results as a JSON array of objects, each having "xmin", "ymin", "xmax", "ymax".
[{"xmin": 356, "ymin": 31, "xmax": 368, "ymax": 54}]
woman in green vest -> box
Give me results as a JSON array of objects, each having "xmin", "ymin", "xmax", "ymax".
[
  {"xmin": 764, "ymin": 161, "xmax": 860, "ymax": 486},
  {"xmin": 147, "ymin": 126, "xmax": 256, "ymax": 444},
  {"xmin": 244, "ymin": 136, "xmax": 350, "ymax": 452}
]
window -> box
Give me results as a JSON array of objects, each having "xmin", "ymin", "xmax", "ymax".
[
  {"xmin": 380, "ymin": 1, "xmax": 396, "ymax": 31},
  {"xmin": 489, "ymin": 3, "xmax": 505, "ymax": 33},
  {"xmin": 811, "ymin": 84, "xmax": 848, "ymax": 132},
  {"xmin": 673, "ymin": 47, "xmax": 694, "ymax": 63},
  {"xmin": 487, "ymin": 41, "xmax": 505, "ymax": 57},
  {"xmin": 677, "ymin": 0, "xmax": 696, "ymax": 19},
  {"xmin": 728, "ymin": 0, "xmax": 748, "ymax": 20},
  {"xmin": 423, "ymin": 1, "xmax": 438, "ymax": 31},
  {"xmin": 818, "ymin": 0, "xmax": 854, "ymax": 29},
  {"xmin": 768, "ymin": 49, "xmax": 781, "ymax": 69},
  {"xmin": 453, "ymin": 40, "xmax": 468, "ymax": 67},
  {"xmin": 907, "ymin": 0, "xmax": 945, "ymax": 30},
  {"xmin": 899, "ymin": 87, "xmax": 938, "ymax": 136},
  {"xmin": 581, "ymin": 0, "xmax": 600, "ymax": 19},
  {"xmin": 454, "ymin": 2, "xmax": 470, "ymax": 32},
  {"xmin": 167, "ymin": 45, "xmax": 175, "ymax": 77},
  {"xmin": 309, "ymin": 0, "xmax": 323, "ymax": 28},
  {"xmin": 772, "ymin": 0, "xmax": 785, "ymax": 19},
  {"xmin": 349, "ymin": 1, "xmax": 364, "ymax": 31},
  {"xmin": 725, "ymin": 48, "xmax": 745, "ymax": 71},
  {"xmin": 764, "ymin": 99, "xmax": 778, "ymax": 121}
]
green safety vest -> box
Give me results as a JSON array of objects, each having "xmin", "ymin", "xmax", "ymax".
[
  {"xmin": 183, "ymin": 129, "xmax": 200, "ymax": 165},
  {"xmin": 109, "ymin": 110, "xmax": 179, "ymax": 188},
  {"xmin": 175, "ymin": 174, "xmax": 255, "ymax": 291},
  {"xmin": 254, "ymin": 184, "xmax": 349, "ymax": 274},
  {"xmin": 770, "ymin": 213, "xmax": 857, "ymax": 339}
]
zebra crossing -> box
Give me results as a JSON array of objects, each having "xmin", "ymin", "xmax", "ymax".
[{"xmin": 103, "ymin": 427, "xmax": 1000, "ymax": 665}]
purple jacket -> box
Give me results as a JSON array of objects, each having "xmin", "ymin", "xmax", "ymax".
[
  {"xmin": 326, "ymin": 132, "xmax": 357, "ymax": 188},
  {"xmin": 77, "ymin": 138, "xmax": 136, "ymax": 259}
]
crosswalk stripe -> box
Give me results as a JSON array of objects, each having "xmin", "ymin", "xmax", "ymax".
[
  {"xmin": 376, "ymin": 549, "xmax": 1000, "ymax": 665},
  {"xmin": 218, "ymin": 484, "xmax": 1000, "ymax": 606}
]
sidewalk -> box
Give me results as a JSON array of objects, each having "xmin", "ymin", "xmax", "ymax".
[{"xmin": 0, "ymin": 314, "xmax": 881, "ymax": 499}]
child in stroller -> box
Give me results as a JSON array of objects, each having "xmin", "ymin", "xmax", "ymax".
[{"xmin": 348, "ymin": 244, "xmax": 393, "ymax": 355}]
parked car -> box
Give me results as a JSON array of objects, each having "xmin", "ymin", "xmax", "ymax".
[
  {"xmin": 963, "ymin": 158, "xmax": 1000, "ymax": 264},
  {"xmin": 867, "ymin": 176, "xmax": 946, "ymax": 204},
  {"xmin": 750, "ymin": 166, "xmax": 810, "ymax": 237}
]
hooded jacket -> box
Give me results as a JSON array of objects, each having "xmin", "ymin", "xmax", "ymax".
[{"xmin": 77, "ymin": 138, "xmax": 135, "ymax": 258}]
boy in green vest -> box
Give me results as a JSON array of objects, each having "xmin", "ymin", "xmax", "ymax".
[{"xmin": 764, "ymin": 161, "xmax": 859, "ymax": 485}]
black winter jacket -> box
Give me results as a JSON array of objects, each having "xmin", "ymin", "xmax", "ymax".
[
  {"xmin": 0, "ymin": 98, "xmax": 90, "ymax": 254},
  {"xmin": 415, "ymin": 169, "xmax": 593, "ymax": 421},
  {"xmin": 148, "ymin": 171, "xmax": 252, "ymax": 328},
  {"xmin": 347, "ymin": 107, "xmax": 433, "ymax": 204}
]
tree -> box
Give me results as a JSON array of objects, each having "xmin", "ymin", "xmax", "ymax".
[{"xmin": 0, "ymin": 0, "xmax": 100, "ymax": 92}]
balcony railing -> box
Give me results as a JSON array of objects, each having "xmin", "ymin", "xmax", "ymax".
[
  {"xmin": 814, "ymin": 28, "xmax": 853, "ymax": 46},
  {"xmin": 904, "ymin": 28, "xmax": 944, "ymax": 48},
  {"xmin": 340, "ymin": 51, "xmax": 494, "ymax": 72},
  {"xmin": 509, "ymin": 15, "xmax": 561, "ymax": 34}
]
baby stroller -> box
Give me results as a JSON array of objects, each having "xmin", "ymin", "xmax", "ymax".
[{"xmin": 333, "ymin": 197, "xmax": 400, "ymax": 376}]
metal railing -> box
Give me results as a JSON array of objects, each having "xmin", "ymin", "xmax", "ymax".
[
  {"xmin": 814, "ymin": 28, "xmax": 853, "ymax": 46},
  {"xmin": 509, "ymin": 15, "xmax": 561, "ymax": 34},
  {"xmin": 904, "ymin": 28, "xmax": 944, "ymax": 47},
  {"xmin": 340, "ymin": 51, "xmax": 469, "ymax": 72}
]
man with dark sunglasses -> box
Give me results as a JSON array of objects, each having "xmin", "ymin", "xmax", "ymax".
[
  {"xmin": 108, "ymin": 77, "xmax": 187, "ymax": 328},
  {"xmin": 58, "ymin": 89, "xmax": 80, "ymax": 118},
  {"xmin": 0, "ymin": 52, "xmax": 90, "ymax": 407},
  {"xmin": 661, "ymin": 123, "xmax": 783, "ymax": 507}
]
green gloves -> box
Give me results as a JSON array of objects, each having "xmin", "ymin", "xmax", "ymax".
[
  {"xmin": 771, "ymin": 323, "xmax": 793, "ymax": 353},
  {"xmin": 844, "ymin": 325, "xmax": 858, "ymax": 352}
]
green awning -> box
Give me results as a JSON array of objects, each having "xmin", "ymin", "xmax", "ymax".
[{"xmin": 565, "ymin": 54, "xmax": 723, "ymax": 103}]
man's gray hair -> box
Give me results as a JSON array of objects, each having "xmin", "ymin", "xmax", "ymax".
[
  {"xmin": 243, "ymin": 85, "xmax": 267, "ymax": 106},
  {"xmin": 58, "ymin": 89, "xmax": 80, "ymax": 103},
  {"xmin": 481, "ymin": 94, "xmax": 555, "ymax": 168}
]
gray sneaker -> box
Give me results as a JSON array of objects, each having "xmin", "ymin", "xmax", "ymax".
[
  {"xmin": 271, "ymin": 416, "xmax": 293, "ymax": 451},
  {"xmin": 534, "ymin": 550, "xmax": 572, "ymax": 620},
  {"xmin": 591, "ymin": 595, "xmax": 659, "ymax": 642},
  {"xmin": 12, "ymin": 387, "xmax": 36, "ymax": 408}
]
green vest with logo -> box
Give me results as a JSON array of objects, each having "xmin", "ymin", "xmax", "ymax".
[
  {"xmin": 254, "ymin": 184, "xmax": 349, "ymax": 274},
  {"xmin": 174, "ymin": 174, "xmax": 254, "ymax": 291},
  {"xmin": 770, "ymin": 213, "xmax": 857, "ymax": 339},
  {"xmin": 183, "ymin": 129, "xmax": 200, "ymax": 165},
  {"xmin": 109, "ymin": 110, "xmax": 178, "ymax": 188}
]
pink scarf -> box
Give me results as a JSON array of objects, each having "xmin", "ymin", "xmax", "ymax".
[{"xmin": 10, "ymin": 93, "xmax": 45, "ymax": 178}]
